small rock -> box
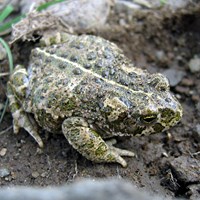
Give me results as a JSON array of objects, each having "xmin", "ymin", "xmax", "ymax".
[
  {"xmin": 196, "ymin": 124, "xmax": 200, "ymax": 135},
  {"xmin": 188, "ymin": 55, "xmax": 200, "ymax": 73},
  {"xmin": 181, "ymin": 78, "xmax": 194, "ymax": 86},
  {"xmin": 115, "ymin": 0, "xmax": 141, "ymax": 14},
  {"xmin": 0, "ymin": 168, "xmax": 10, "ymax": 178},
  {"xmin": 4, "ymin": 176, "xmax": 12, "ymax": 182},
  {"xmin": 155, "ymin": 50, "xmax": 165, "ymax": 61},
  {"xmin": 0, "ymin": 148, "xmax": 7, "ymax": 156},
  {"xmin": 191, "ymin": 95, "xmax": 199, "ymax": 102},
  {"xmin": 166, "ymin": 0, "xmax": 188, "ymax": 9},
  {"xmin": 32, "ymin": 171, "xmax": 40, "ymax": 178},
  {"xmin": 162, "ymin": 69, "xmax": 185, "ymax": 87},
  {"xmin": 175, "ymin": 86, "xmax": 189, "ymax": 95},
  {"xmin": 169, "ymin": 156, "xmax": 199, "ymax": 183},
  {"xmin": 196, "ymin": 102, "xmax": 200, "ymax": 117},
  {"xmin": 41, "ymin": 172, "xmax": 48, "ymax": 178},
  {"xmin": 48, "ymin": 0, "xmax": 112, "ymax": 32},
  {"xmin": 187, "ymin": 184, "xmax": 200, "ymax": 200}
]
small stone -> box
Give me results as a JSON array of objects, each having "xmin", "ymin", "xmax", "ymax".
[
  {"xmin": 162, "ymin": 69, "xmax": 185, "ymax": 87},
  {"xmin": 170, "ymin": 156, "xmax": 199, "ymax": 183},
  {"xmin": 115, "ymin": 0, "xmax": 141, "ymax": 14},
  {"xmin": 181, "ymin": 78, "xmax": 194, "ymax": 86},
  {"xmin": 4, "ymin": 176, "xmax": 12, "ymax": 181},
  {"xmin": 0, "ymin": 168, "xmax": 10, "ymax": 178},
  {"xmin": 0, "ymin": 148, "xmax": 7, "ymax": 157},
  {"xmin": 192, "ymin": 95, "xmax": 200, "ymax": 102},
  {"xmin": 175, "ymin": 86, "xmax": 189, "ymax": 95},
  {"xmin": 196, "ymin": 124, "xmax": 200, "ymax": 135},
  {"xmin": 13, "ymin": 153, "xmax": 20, "ymax": 160},
  {"xmin": 196, "ymin": 102, "xmax": 200, "ymax": 114},
  {"xmin": 41, "ymin": 172, "xmax": 48, "ymax": 178},
  {"xmin": 32, "ymin": 171, "xmax": 40, "ymax": 178},
  {"xmin": 188, "ymin": 55, "xmax": 200, "ymax": 73},
  {"xmin": 187, "ymin": 184, "xmax": 200, "ymax": 200},
  {"xmin": 155, "ymin": 50, "xmax": 165, "ymax": 61}
]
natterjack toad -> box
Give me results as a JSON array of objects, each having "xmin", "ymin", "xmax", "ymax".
[{"xmin": 7, "ymin": 33, "xmax": 182, "ymax": 167}]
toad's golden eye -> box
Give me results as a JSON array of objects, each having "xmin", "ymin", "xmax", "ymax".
[{"xmin": 140, "ymin": 114, "xmax": 157, "ymax": 124}]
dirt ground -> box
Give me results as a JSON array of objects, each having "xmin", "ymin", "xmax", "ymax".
[{"xmin": 0, "ymin": 2, "xmax": 200, "ymax": 199}]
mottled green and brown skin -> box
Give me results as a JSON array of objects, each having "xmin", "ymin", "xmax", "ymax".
[{"xmin": 7, "ymin": 33, "xmax": 183, "ymax": 167}]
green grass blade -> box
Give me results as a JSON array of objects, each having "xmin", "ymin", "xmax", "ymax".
[
  {"xmin": 160, "ymin": 0, "xmax": 168, "ymax": 5},
  {"xmin": 0, "ymin": 5, "xmax": 14, "ymax": 23},
  {"xmin": 0, "ymin": 38, "xmax": 13, "ymax": 124},
  {"xmin": 0, "ymin": 38, "xmax": 13, "ymax": 72},
  {"xmin": 0, "ymin": 14, "xmax": 25, "ymax": 34},
  {"xmin": 37, "ymin": 0, "xmax": 66, "ymax": 11}
]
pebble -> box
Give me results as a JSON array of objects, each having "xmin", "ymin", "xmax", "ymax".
[
  {"xmin": 115, "ymin": 1, "xmax": 141, "ymax": 14},
  {"xmin": 0, "ymin": 168, "xmax": 10, "ymax": 178},
  {"xmin": 181, "ymin": 78, "xmax": 194, "ymax": 86},
  {"xmin": 155, "ymin": 50, "xmax": 165, "ymax": 61},
  {"xmin": 162, "ymin": 69, "xmax": 185, "ymax": 87},
  {"xmin": 169, "ymin": 156, "xmax": 200, "ymax": 183},
  {"xmin": 187, "ymin": 184, "xmax": 200, "ymax": 200},
  {"xmin": 0, "ymin": 148, "xmax": 7, "ymax": 157},
  {"xmin": 32, "ymin": 171, "xmax": 40, "ymax": 178},
  {"xmin": 175, "ymin": 86, "xmax": 190, "ymax": 95},
  {"xmin": 188, "ymin": 55, "xmax": 200, "ymax": 73},
  {"xmin": 191, "ymin": 95, "xmax": 199, "ymax": 102},
  {"xmin": 41, "ymin": 172, "xmax": 48, "ymax": 178},
  {"xmin": 196, "ymin": 124, "xmax": 200, "ymax": 135}
]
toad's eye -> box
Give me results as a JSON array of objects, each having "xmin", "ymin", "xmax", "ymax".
[{"xmin": 140, "ymin": 114, "xmax": 157, "ymax": 124}]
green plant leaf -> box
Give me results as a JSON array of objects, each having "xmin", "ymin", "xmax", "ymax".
[
  {"xmin": 0, "ymin": 38, "xmax": 13, "ymax": 124},
  {"xmin": 0, "ymin": 5, "xmax": 14, "ymax": 23}
]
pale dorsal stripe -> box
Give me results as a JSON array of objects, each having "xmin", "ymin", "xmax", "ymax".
[{"xmin": 36, "ymin": 48, "xmax": 146, "ymax": 95}]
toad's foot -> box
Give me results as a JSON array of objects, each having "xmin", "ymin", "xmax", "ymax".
[{"xmin": 62, "ymin": 117, "xmax": 135, "ymax": 167}]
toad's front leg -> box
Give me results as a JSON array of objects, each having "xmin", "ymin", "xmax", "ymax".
[
  {"xmin": 7, "ymin": 65, "xmax": 43, "ymax": 148},
  {"xmin": 62, "ymin": 117, "xmax": 134, "ymax": 167}
]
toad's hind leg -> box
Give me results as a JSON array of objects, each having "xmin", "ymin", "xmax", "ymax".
[
  {"xmin": 62, "ymin": 117, "xmax": 135, "ymax": 167},
  {"xmin": 7, "ymin": 65, "xmax": 43, "ymax": 147}
]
